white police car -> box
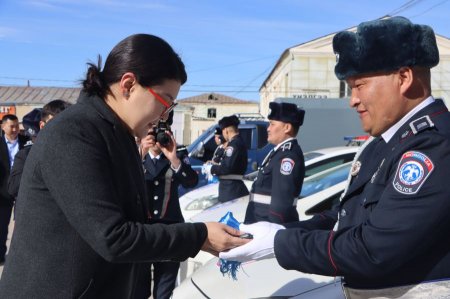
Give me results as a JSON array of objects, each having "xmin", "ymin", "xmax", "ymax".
[
  {"xmin": 178, "ymin": 161, "xmax": 354, "ymax": 283},
  {"xmin": 179, "ymin": 146, "xmax": 358, "ymax": 221},
  {"xmin": 174, "ymin": 163, "xmax": 352, "ymax": 298}
]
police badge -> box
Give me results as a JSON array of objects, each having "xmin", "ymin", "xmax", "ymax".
[{"xmin": 350, "ymin": 161, "xmax": 362, "ymax": 176}]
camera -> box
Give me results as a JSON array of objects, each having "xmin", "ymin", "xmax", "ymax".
[{"xmin": 150, "ymin": 120, "xmax": 172, "ymax": 147}]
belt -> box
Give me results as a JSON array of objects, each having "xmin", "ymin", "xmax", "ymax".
[
  {"xmin": 218, "ymin": 174, "xmax": 244, "ymax": 180},
  {"xmin": 342, "ymin": 280, "xmax": 450, "ymax": 299},
  {"xmin": 249, "ymin": 193, "xmax": 297, "ymax": 206}
]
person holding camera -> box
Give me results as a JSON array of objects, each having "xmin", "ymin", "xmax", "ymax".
[
  {"xmin": 0, "ymin": 34, "xmax": 247, "ymax": 298},
  {"xmin": 136, "ymin": 112, "xmax": 198, "ymax": 299}
]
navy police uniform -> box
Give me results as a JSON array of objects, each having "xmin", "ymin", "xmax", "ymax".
[
  {"xmin": 211, "ymin": 115, "xmax": 249, "ymax": 203},
  {"xmin": 245, "ymin": 101, "xmax": 305, "ymax": 224},
  {"xmin": 138, "ymin": 146, "xmax": 198, "ymax": 299},
  {"xmin": 275, "ymin": 99, "xmax": 450, "ymax": 289},
  {"xmin": 274, "ymin": 17, "xmax": 450, "ymax": 295},
  {"xmin": 245, "ymin": 138, "xmax": 304, "ymax": 224}
]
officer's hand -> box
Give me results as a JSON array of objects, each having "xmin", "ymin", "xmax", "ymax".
[
  {"xmin": 139, "ymin": 133, "xmax": 155, "ymax": 160},
  {"xmin": 201, "ymin": 222, "xmax": 249, "ymax": 256},
  {"xmin": 219, "ymin": 222, "xmax": 285, "ymax": 263},
  {"xmin": 158, "ymin": 132, "xmax": 178, "ymax": 163}
]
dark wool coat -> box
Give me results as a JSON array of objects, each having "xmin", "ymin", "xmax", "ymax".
[{"xmin": 0, "ymin": 92, "xmax": 207, "ymax": 299}]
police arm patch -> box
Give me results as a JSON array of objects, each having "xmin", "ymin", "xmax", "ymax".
[
  {"xmin": 280, "ymin": 158, "xmax": 295, "ymax": 175},
  {"xmin": 225, "ymin": 146, "xmax": 234, "ymax": 157},
  {"xmin": 392, "ymin": 151, "xmax": 434, "ymax": 195}
]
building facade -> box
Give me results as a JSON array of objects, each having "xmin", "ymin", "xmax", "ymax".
[
  {"xmin": 177, "ymin": 93, "xmax": 260, "ymax": 143},
  {"xmin": 259, "ymin": 23, "xmax": 450, "ymax": 117}
]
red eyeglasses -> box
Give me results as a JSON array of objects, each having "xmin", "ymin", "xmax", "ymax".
[{"xmin": 148, "ymin": 88, "xmax": 177, "ymax": 119}]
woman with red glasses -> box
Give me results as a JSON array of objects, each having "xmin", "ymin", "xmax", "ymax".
[{"xmin": 0, "ymin": 34, "xmax": 247, "ymax": 299}]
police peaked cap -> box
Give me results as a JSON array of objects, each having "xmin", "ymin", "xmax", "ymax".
[
  {"xmin": 214, "ymin": 127, "xmax": 222, "ymax": 135},
  {"xmin": 333, "ymin": 16, "xmax": 439, "ymax": 80},
  {"xmin": 22, "ymin": 108, "xmax": 42, "ymax": 137},
  {"xmin": 268, "ymin": 102, "xmax": 305, "ymax": 126},
  {"xmin": 218, "ymin": 115, "xmax": 240, "ymax": 130}
]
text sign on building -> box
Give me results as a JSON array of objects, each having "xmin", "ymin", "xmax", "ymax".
[
  {"xmin": 293, "ymin": 94, "xmax": 328, "ymax": 99},
  {"xmin": 0, "ymin": 105, "xmax": 16, "ymax": 119}
]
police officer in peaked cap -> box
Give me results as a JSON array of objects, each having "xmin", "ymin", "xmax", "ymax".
[
  {"xmin": 203, "ymin": 115, "xmax": 249, "ymax": 202},
  {"xmin": 221, "ymin": 16, "xmax": 450, "ymax": 298},
  {"xmin": 244, "ymin": 102, "xmax": 305, "ymax": 224},
  {"xmin": 211, "ymin": 127, "xmax": 227, "ymax": 165}
]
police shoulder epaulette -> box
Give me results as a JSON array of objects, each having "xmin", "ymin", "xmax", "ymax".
[
  {"xmin": 280, "ymin": 141, "xmax": 292, "ymax": 151},
  {"xmin": 409, "ymin": 115, "xmax": 435, "ymax": 135}
]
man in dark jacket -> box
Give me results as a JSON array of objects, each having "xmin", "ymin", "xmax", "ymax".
[
  {"xmin": 8, "ymin": 100, "xmax": 71, "ymax": 200},
  {"xmin": 204, "ymin": 115, "xmax": 249, "ymax": 203},
  {"xmin": 0, "ymin": 114, "xmax": 27, "ymax": 264},
  {"xmin": 221, "ymin": 17, "xmax": 450, "ymax": 298},
  {"xmin": 244, "ymin": 102, "xmax": 305, "ymax": 224}
]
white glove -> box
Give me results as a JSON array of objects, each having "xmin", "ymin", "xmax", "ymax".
[
  {"xmin": 219, "ymin": 222, "xmax": 285, "ymax": 263},
  {"xmin": 202, "ymin": 163, "xmax": 212, "ymax": 175}
]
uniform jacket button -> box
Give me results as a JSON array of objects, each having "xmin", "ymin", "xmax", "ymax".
[
  {"xmin": 154, "ymin": 210, "xmax": 159, "ymax": 215},
  {"xmin": 154, "ymin": 181, "xmax": 159, "ymax": 186},
  {"xmin": 154, "ymin": 195, "xmax": 158, "ymax": 200},
  {"xmin": 340, "ymin": 209, "xmax": 347, "ymax": 217}
]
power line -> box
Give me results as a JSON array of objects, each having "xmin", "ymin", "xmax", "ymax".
[
  {"xmin": 409, "ymin": 0, "xmax": 449, "ymax": 18},
  {"xmin": 388, "ymin": 0, "xmax": 425, "ymax": 16}
]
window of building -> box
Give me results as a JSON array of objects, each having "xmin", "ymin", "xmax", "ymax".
[
  {"xmin": 207, "ymin": 108, "xmax": 216, "ymax": 118},
  {"xmin": 339, "ymin": 81, "xmax": 351, "ymax": 98}
]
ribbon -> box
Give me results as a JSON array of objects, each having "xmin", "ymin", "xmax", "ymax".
[{"xmin": 218, "ymin": 211, "xmax": 242, "ymax": 280}]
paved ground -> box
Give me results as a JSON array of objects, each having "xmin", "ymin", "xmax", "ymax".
[{"xmin": 0, "ymin": 216, "xmax": 14, "ymax": 279}]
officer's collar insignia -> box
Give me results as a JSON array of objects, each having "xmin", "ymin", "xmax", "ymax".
[
  {"xmin": 24, "ymin": 140, "xmax": 34, "ymax": 147},
  {"xmin": 183, "ymin": 156, "xmax": 190, "ymax": 165},
  {"xmin": 350, "ymin": 161, "xmax": 362, "ymax": 177},
  {"xmin": 392, "ymin": 151, "xmax": 434, "ymax": 195},
  {"xmin": 280, "ymin": 158, "xmax": 295, "ymax": 175},
  {"xmin": 225, "ymin": 146, "xmax": 234, "ymax": 157},
  {"xmin": 401, "ymin": 130, "xmax": 410, "ymax": 139},
  {"xmin": 409, "ymin": 115, "xmax": 434, "ymax": 135},
  {"xmin": 280, "ymin": 142, "xmax": 292, "ymax": 151}
]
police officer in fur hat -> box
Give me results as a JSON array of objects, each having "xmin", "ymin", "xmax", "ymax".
[
  {"xmin": 221, "ymin": 16, "xmax": 450, "ymax": 298},
  {"xmin": 203, "ymin": 115, "xmax": 249, "ymax": 202},
  {"xmin": 244, "ymin": 102, "xmax": 305, "ymax": 224}
]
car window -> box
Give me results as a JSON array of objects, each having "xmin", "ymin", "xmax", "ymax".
[
  {"xmin": 305, "ymin": 153, "xmax": 355, "ymax": 177},
  {"xmin": 300, "ymin": 163, "xmax": 351, "ymax": 198},
  {"xmin": 256, "ymin": 124, "xmax": 268, "ymax": 149},
  {"xmin": 304, "ymin": 152, "xmax": 323, "ymax": 161},
  {"xmin": 239, "ymin": 128, "xmax": 253, "ymax": 149}
]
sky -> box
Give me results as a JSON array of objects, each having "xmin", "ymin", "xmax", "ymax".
[{"xmin": 0, "ymin": 0, "xmax": 449, "ymax": 102}]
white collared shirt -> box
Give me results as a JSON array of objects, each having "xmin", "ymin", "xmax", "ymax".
[
  {"xmin": 4, "ymin": 135, "xmax": 19, "ymax": 169},
  {"xmin": 381, "ymin": 96, "xmax": 435, "ymax": 143}
]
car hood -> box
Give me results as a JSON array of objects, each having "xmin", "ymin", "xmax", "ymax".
[{"xmin": 174, "ymin": 256, "xmax": 343, "ymax": 299}]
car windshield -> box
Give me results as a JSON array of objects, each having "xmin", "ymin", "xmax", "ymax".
[{"xmin": 299, "ymin": 162, "xmax": 351, "ymax": 198}]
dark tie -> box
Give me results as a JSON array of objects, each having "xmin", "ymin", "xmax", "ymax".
[{"xmin": 152, "ymin": 158, "xmax": 158, "ymax": 166}]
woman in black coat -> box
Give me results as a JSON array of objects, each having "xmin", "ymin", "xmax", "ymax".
[{"xmin": 0, "ymin": 34, "xmax": 246, "ymax": 299}]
